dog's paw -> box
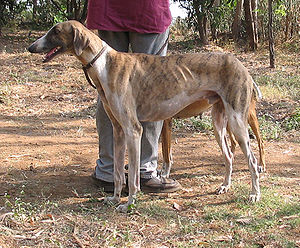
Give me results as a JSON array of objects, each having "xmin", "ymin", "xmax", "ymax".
[
  {"xmin": 116, "ymin": 203, "xmax": 134, "ymax": 213},
  {"xmin": 249, "ymin": 193, "xmax": 260, "ymax": 203},
  {"xmin": 161, "ymin": 170, "xmax": 170, "ymax": 178},
  {"xmin": 104, "ymin": 196, "xmax": 120, "ymax": 205},
  {"xmin": 161, "ymin": 162, "xmax": 172, "ymax": 178},
  {"xmin": 217, "ymin": 185, "xmax": 230, "ymax": 194}
]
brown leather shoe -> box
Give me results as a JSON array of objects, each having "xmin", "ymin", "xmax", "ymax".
[
  {"xmin": 140, "ymin": 176, "xmax": 181, "ymax": 193},
  {"xmin": 92, "ymin": 172, "xmax": 181, "ymax": 193}
]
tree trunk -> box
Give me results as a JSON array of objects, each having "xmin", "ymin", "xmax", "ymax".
[
  {"xmin": 251, "ymin": 0, "xmax": 258, "ymax": 43},
  {"xmin": 211, "ymin": 0, "xmax": 218, "ymax": 40},
  {"xmin": 244, "ymin": 0, "xmax": 257, "ymax": 50},
  {"xmin": 193, "ymin": 0, "xmax": 209, "ymax": 45},
  {"xmin": 32, "ymin": 0, "xmax": 37, "ymax": 21},
  {"xmin": 232, "ymin": 0, "xmax": 244, "ymax": 41},
  {"xmin": 268, "ymin": 0, "xmax": 275, "ymax": 68},
  {"xmin": 285, "ymin": 0, "xmax": 293, "ymax": 40},
  {"xmin": 198, "ymin": 16, "xmax": 209, "ymax": 45},
  {"xmin": 79, "ymin": 0, "xmax": 88, "ymax": 23}
]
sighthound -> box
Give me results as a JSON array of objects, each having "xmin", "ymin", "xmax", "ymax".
[{"xmin": 28, "ymin": 21, "xmax": 261, "ymax": 212}]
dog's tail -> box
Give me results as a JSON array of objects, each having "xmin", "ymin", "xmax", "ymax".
[{"xmin": 252, "ymin": 79, "xmax": 262, "ymax": 100}]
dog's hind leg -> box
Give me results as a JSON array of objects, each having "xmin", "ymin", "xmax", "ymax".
[
  {"xmin": 227, "ymin": 126, "xmax": 237, "ymax": 156},
  {"xmin": 248, "ymin": 99, "xmax": 266, "ymax": 172},
  {"xmin": 161, "ymin": 118, "xmax": 173, "ymax": 178},
  {"xmin": 227, "ymin": 112, "xmax": 260, "ymax": 202},
  {"xmin": 211, "ymin": 101, "xmax": 234, "ymax": 194},
  {"xmin": 227, "ymin": 99, "xmax": 265, "ymax": 173}
]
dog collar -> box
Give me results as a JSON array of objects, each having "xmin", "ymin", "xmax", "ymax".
[{"xmin": 82, "ymin": 46, "xmax": 106, "ymax": 89}]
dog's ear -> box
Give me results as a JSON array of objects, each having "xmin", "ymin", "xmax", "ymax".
[{"xmin": 73, "ymin": 28, "xmax": 90, "ymax": 56}]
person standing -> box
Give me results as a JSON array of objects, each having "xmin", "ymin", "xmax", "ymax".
[{"xmin": 87, "ymin": 0, "xmax": 181, "ymax": 193}]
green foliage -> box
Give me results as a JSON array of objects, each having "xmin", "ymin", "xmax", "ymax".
[
  {"xmin": 284, "ymin": 108, "xmax": 300, "ymax": 131},
  {"xmin": 201, "ymin": 183, "xmax": 300, "ymax": 247},
  {"xmin": 174, "ymin": 0, "xmax": 236, "ymax": 35},
  {"xmin": 209, "ymin": 0, "xmax": 236, "ymax": 33},
  {"xmin": 3, "ymin": 188, "xmax": 58, "ymax": 222},
  {"xmin": 173, "ymin": 0, "xmax": 299, "ymax": 44},
  {"xmin": 257, "ymin": 0, "xmax": 298, "ymax": 40},
  {"xmin": 259, "ymin": 115, "xmax": 282, "ymax": 140},
  {"xmin": 0, "ymin": 0, "xmax": 27, "ymax": 29},
  {"xmin": 274, "ymin": 0, "xmax": 287, "ymax": 17},
  {"xmin": 0, "ymin": 0, "xmax": 87, "ymax": 29},
  {"xmin": 190, "ymin": 115, "xmax": 213, "ymax": 132},
  {"xmin": 172, "ymin": 114, "xmax": 213, "ymax": 133}
]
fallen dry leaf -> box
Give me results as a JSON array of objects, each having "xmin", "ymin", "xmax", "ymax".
[
  {"xmin": 214, "ymin": 235, "xmax": 233, "ymax": 242},
  {"xmin": 173, "ymin": 202, "xmax": 182, "ymax": 211}
]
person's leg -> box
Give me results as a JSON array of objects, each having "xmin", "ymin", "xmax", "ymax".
[
  {"xmin": 93, "ymin": 31, "xmax": 129, "ymax": 188},
  {"xmin": 129, "ymin": 29, "xmax": 181, "ymax": 192},
  {"xmin": 129, "ymin": 30, "xmax": 169, "ymax": 56},
  {"xmin": 129, "ymin": 30, "xmax": 169, "ymax": 179},
  {"xmin": 93, "ymin": 29, "xmax": 180, "ymax": 192}
]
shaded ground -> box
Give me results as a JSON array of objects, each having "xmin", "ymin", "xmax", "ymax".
[{"xmin": 0, "ymin": 29, "xmax": 299, "ymax": 247}]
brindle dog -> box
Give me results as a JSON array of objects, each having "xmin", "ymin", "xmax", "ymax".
[{"xmin": 28, "ymin": 21, "xmax": 261, "ymax": 212}]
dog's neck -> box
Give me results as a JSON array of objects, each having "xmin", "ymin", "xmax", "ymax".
[
  {"xmin": 78, "ymin": 44, "xmax": 106, "ymax": 66},
  {"xmin": 77, "ymin": 38, "xmax": 113, "ymax": 103},
  {"xmin": 75, "ymin": 27, "xmax": 111, "ymax": 66}
]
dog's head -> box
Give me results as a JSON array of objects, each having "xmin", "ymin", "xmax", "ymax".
[{"xmin": 28, "ymin": 20, "xmax": 90, "ymax": 62}]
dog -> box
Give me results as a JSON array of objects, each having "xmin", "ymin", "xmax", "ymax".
[
  {"xmin": 28, "ymin": 21, "xmax": 261, "ymax": 212},
  {"xmin": 160, "ymin": 94, "xmax": 265, "ymax": 178}
]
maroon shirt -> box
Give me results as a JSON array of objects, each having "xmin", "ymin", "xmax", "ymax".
[{"xmin": 86, "ymin": 0, "xmax": 172, "ymax": 33}]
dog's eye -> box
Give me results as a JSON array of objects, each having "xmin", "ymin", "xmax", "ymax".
[{"xmin": 53, "ymin": 26, "xmax": 61, "ymax": 34}]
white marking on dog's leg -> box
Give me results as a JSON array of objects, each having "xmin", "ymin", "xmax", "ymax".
[
  {"xmin": 102, "ymin": 108, "xmax": 126, "ymax": 207},
  {"xmin": 247, "ymin": 151, "xmax": 260, "ymax": 202},
  {"xmin": 116, "ymin": 194, "xmax": 137, "ymax": 213},
  {"xmin": 116, "ymin": 125, "xmax": 142, "ymax": 213},
  {"xmin": 217, "ymin": 140, "xmax": 233, "ymax": 195},
  {"xmin": 228, "ymin": 113, "xmax": 260, "ymax": 202},
  {"xmin": 162, "ymin": 159, "xmax": 173, "ymax": 178},
  {"xmin": 212, "ymin": 103, "xmax": 233, "ymax": 194},
  {"xmin": 104, "ymin": 195, "xmax": 121, "ymax": 205},
  {"xmin": 252, "ymin": 79, "xmax": 262, "ymax": 100}
]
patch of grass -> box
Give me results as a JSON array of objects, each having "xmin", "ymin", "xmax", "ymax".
[
  {"xmin": 234, "ymin": 184, "xmax": 300, "ymax": 235},
  {"xmin": 234, "ymin": 184, "xmax": 287, "ymax": 213},
  {"xmin": 0, "ymin": 82, "xmax": 12, "ymax": 105},
  {"xmin": 3, "ymin": 191, "xmax": 59, "ymax": 223},
  {"xmin": 200, "ymin": 183, "xmax": 300, "ymax": 247},
  {"xmin": 283, "ymin": 108, "xmax": 300, "ymax": 131},
  {"xmin": 173, "ymin": 114, "xmax": 213, "ymax": 133},
  {"xmin": 190, "ymin": 115, "xmax": 213, "ymax": 132},
  {"xmin": 173, "ymin": 118, "xmax": 186, "ymax": 129},
  {"xmin": 258, "ymin": 114, "xmax": 282, "ymax": 140},
  {"xmin": 255, "ymin": 73, "xmax": 300, "ymax": 101},
  {"xmin": 203, "ymin": 206, "xmax": 238, "ymax": 222},
  {"xmin": 137, "ymin": 199, "xmax": 177, "ymax": 220},
  {"xmin": 280, "ymin": 39, "xmax": 300, "ymax": 53},
  {"xmin": 177, "ymin": 215, "xmax": 204, "ymax": 236}
]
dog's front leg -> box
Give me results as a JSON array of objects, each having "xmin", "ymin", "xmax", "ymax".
[
  {"xmin": 102, "ymin": 108, "xmax": 126, "ymax": 206},
  {"xmin": 116, "ymin": 123, "xmax": 143, "ymax": 213}
]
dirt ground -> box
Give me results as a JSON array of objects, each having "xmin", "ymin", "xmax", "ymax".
[{"xmin": 0, "ymin": 29, "xmax": 299, "ymax": 247}]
